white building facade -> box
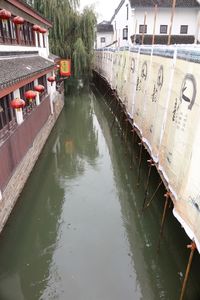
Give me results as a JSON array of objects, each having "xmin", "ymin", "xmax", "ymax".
[
  {"xmin": 96, "ymin": 21, "xmax": 114, "ymax": 49},
  {"xmin": 110, "ymin": 0, "xmax": 200, "ymax": 47}
]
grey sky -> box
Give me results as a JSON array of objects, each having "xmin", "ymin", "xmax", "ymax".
[{"xmin": 79, "ymin": 0, "xmax": 117, "ymax": 22}]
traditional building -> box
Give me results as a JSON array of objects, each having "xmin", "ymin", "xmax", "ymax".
[
  {"xmin": 96, "ymin": 21, "xmax": 114, "ymax": 49},
  {"xmin": 0, "ymin": 0, "xmax": 64, "ymax": 232},
  {"xmin": 110, "ymin": 0, "xmax": 200, "ymax": 47}
]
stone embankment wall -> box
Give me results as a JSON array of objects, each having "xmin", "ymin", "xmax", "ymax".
[
  {"xmin": 0, "ymin": 92, "xmax": 64, "ymax": 233},
  {"xmin": 94, "ymin": 45, "xmax": 200, "ymax": 252}
]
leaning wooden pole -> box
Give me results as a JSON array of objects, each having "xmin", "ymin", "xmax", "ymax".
[
  {"xmin": 195, "ymin": 13, "xmax": 200, "ymax": 44},
  {"xmin": 134, "ymin": 19, "xmax": 138, "ymax": 44},
  {"xmin": 179, "ymin": 242, "xmax": 196, "ymax": 300},
  {"xmin": 142, "ymin": 12, "xmax": 147, "ymax": 45},
  {"xmin": 152, "ymin": 4, "xmax": 158, "ymax": 45},
  {"xmin": 168, "ymin": 0, "xmax": 176, "ymax": 45},
  {"xmin": 156, "ymin": 193, "xmax": 170, "ymax": 253}
]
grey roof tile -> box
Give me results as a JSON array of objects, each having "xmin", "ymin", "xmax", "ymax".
[
  {"xmin": 0, "ymin": 55, "xmax": 54, "ymax": 89},
  {"xmin": 129, "ymin": 0, "xmax": 200, "ymax": 7},
  {"xmin": 97, "ymin": 23, "xmax": 114, "ymax": 32},
  {"xmin": 48, "ymin": 53, "xmax": 60, "ymax": 61}
]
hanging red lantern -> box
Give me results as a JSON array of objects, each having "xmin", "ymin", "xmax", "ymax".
[
  {"xmin": 48, "ymin": 76, "xmax": 56, "ymax": 86},
  {"xmin": 38, "ymin": 27, "xmax": 47, "ymax": 34},
  {"xmin": 32, "ymin": 24, "xmax": 40, "ymax": 31},
  {"xmin": 10, "ymin": 98, "xmax": 25, "ymax": 110},
  {"xmin": 24, "ymin": 90, "xmax": 37, "ymax": 102},
  {"xmin": 0, "ymin": 9, "xmax": 11, "ymax": 21},
  {"xmin": 13, "ymin": 16, "xmax": 25, "ymax": 26},
  {"xmin": 34, "ymin": 85, "xmax": 45, "ymax": 93}
]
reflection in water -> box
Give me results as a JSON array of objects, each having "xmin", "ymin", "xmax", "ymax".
[
  {"xmin": 55, "ymin": 92, "xmax": 99, "ymax": 181},
  {"xmin": 0, "ymin": 85, "xmax": 199, "ymax": 299}
]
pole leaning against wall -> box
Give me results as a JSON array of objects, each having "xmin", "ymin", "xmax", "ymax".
[{"xmin": 168, "ymin": 0, "xmax": 176, "ymax": 45}]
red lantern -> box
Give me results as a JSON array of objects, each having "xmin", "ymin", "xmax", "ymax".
[
  {"xmin": 0, "ymin": 9, "xmax": 11, "ymax": 21},
  {"xmin": 13, "ymin": 16, "xmax": 25, "ymax": 26},
  {"xmin": 10, "ymin": 98, "xmax": 25, "ymax": 110},
  {"xmin": 38, "ymin": 27, "xmax": 47, "ymax": 34},
  {"xmin": 48, "ymin": 76, "xmax": 56, "ymax": 86},
  {"xmin": 33, "ymin": 24, "xmax": 40, "ymax": 31},
  {"xmin": 34, "ymin": 85, "xmax": 45, "ymax": 93},
  {"xmin": 24, "ymin": 90, "xmax": 37, "ymax": 102}
]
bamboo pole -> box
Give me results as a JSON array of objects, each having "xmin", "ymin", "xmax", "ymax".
[
  {"xmin": 142, "ymin": 160, "xmax": 154, "ymax": 211},
  {"xmin": 152, "ymin": 5, "xmax": 158, "ymax": 45},
  {"xmin": 137, "ymin": 142, "xmax": 143, "ymax": 186},
  {"xmin": 179, "ymin": 242, "xmax": 196, "ymax": 300},
  {"xmin": 142, "ymin": 12, "xmax": 147, "ymax": 45},
  {"xmin": 134, "ymin": 19, "xmax": 138, "ymax": 44},
  {"xmin": 168, "ymin": 0, "xmax": 176, "ymax": 45},
  {"xmin": 143, "ymin": 180, "xmax": 163, "ymax": 210},
  {"xmin": 130, "ymin": 128, "xmax": 135, "ymax": 168},
  {"xmin": 156, "ymin": 193, "xmax": 170, "ymax": 253},
  {"xmin": 195, "ymin": 13, "xmax": 200, "ymax": 44}
]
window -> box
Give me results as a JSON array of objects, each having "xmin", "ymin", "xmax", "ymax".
[
  {"xmin": 19, "ymin": 24, "xmax": 26, "ymax": 44},
  {"xmin": 0, "ymin": 93, "xmax": 15, "ymax": 138},
  {"xmin": 0, "ymin": 19, "xmax": 13, "ymax": 44},
  {"xmin": 20, "ymin": 22, "xmax": 35, "ymax": 46},
  {"xmin": 24, "ymin": 22, "xmax": 34, "ymax": 45},
  {"xmin": 0, "ymin": 18, "xmax": 35, "ymax": 46},
  {"xmin": 38, "ymin": 75, "xmax": 47, "ymax": 101},
  {"xmin": 126, "ymin": 4, "xmax": 129, "ymax": 20},
  {"xmin": 160, "ymin": 25, "xmax": 168, "ymax": 34},
  {"xmin": 123, "ymin": 26, "xmax": 128, "ymax": 40},
  {"xmin": 180, "ymin": 25, "xmax": 188, "ymax": 34},
  {"xmin": 139, "ymin": 25, "xmax": 147, "ymax": 34},
  {"xmin": 20, "ymin": 81, "xmax": 36, "ymax": 116},
  {"xmin": 37, "ymin": 32, "xmax": 40, "ymax": 47},
  {"xmin": 101, "ymin": 37, "xmax": 105, "ymax": 43},
  {"xmin": 43, "ymin": 34, "xmax": 46, "ymax": 47}
]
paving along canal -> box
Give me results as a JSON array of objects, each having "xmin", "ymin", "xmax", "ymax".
[{"xmin": 0, "ymin": 84, "xmax": 200, "ymax": 300}]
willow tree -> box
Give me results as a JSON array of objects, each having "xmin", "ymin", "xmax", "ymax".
[{"xmin": 29, "ymin": 0, "xmax": 96, "ymax": 78}]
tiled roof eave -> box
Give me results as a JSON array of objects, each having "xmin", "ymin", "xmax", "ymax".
[{"xmin": 0, "ymin": 65, "xmax": 54, "ymax": 91}]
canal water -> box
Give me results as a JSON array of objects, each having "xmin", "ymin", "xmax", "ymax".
[{"xmin": 0, "ymin": 85, "xmax": 200, "ymax": 300}]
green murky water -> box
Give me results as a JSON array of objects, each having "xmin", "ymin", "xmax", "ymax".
[{"xmin": 0, "ymin": 85, "xmax": 199, "ymax": 300}]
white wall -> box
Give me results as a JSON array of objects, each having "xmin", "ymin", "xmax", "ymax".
[
  {"xmin": 96, "ymin": 32, "xmax": 114, "ymax": 48},
  {"xmin": 134, "ymin": 8, "xmax": 198, "ymax": 35},
  {"xmin": 111, "ymin": 0, "xmax": 131, "ymax": 47},
  {"xmin": 0, "ymin": 33, "xmax": 49, "ymax": 58},
  {"xmin": 111, "ymin": 2, "xmax": 199, "ymax": 47}
]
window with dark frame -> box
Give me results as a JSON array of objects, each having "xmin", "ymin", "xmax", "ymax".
[
  {"xmin": 101, "ymin": 37, "xmax": 105, "ymax": 43},
  {"xmin": 123, "ymin": 26, "xmax": 128, "ymax": 40},
  {"xmin": 126, "ymin": 4, "xmax": 129, "ymax": 20},
  {"xmin": 0, "ymin": 18, "xmax": 36, "ymax": 46},
  {"xmin": 1, "ymin": 19, "xmax": 12, "ymax": 44},
  {"xmin": 160, "ymin": 25, "xmax": 168, "ymax": 34},
  {"xmin": 37, "ymin": 31, "xmax": 41, "ymax": 47},
  {"xmin": 20, "ymin": 81, "xmax": 36, "ymax": 116},
  {"xmin": 0, "ymin": 20, "xmax": 3, "ymax": 43},
  {"xmin": 43, "ymin": 34, "xmax": 46, "ymax": 47},
  {"xmin": 180, "ymin": 25, "xmax": 188, "ymax": 34},
  {"xmin": 0, "ymin": 93, "xmax": 16, "ymax": 136},
  {"xmin": 38, "ymin": 75, "xmax": 47, "ymax": 101},
  {"xmin": 139, "ymin": 24, "xmax": 147, "ymax": 34}
]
